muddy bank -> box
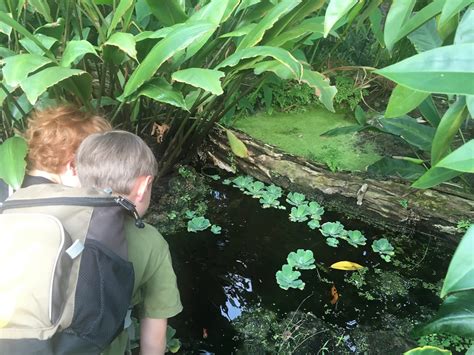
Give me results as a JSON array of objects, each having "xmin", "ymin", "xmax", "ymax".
[{"xmin": 204, "ymin": 128, "xmax": 473, "ymax": 240}]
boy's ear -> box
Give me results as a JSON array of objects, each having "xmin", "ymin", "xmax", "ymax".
[{"xmin": 135, "ymin": 175, "xmax": 153, "ymax": 201}]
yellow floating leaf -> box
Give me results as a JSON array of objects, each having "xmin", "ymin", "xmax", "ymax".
[
  {"xmin": 226, "ymin": 129, "xmax": 248, "ymax": 158},
  {"xmin": 404, "ymin": 345, "xmax": 451, "ymax": 354},
  {"xmin": 330, "ymin": 261, "xmax": 364, "ymax": 271}
]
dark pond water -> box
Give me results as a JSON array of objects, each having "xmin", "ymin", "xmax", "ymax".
[{"xmin": 161, "ymin": 177, "xmax": 455, "ymax": 354}]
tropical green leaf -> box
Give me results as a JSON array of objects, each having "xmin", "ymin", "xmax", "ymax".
[
  {"xmin": 34, "ymin": 18, "xmax": 65, "ymax": 41},
  {"xmin": 0, "ymin": 11, "xmax": 54, "ymax": 59},
  {"xmin": 145, "ymin": 0, "xmax": 187, "ymax": 26},
  {"xmin": 29, "ymin": 0, "xmax": 52, "ymax": 22},
  {"xmin": 0, "ymin": 13, "xmax": 12, "ymax": 37},
  {"xmin": 376, "ymin": 44, "xmax": 474, "ymax": 96},
  {"xmin": 216, "ymin": 46, "xmax": 302, "ymax": 80},
  {"xmin": 20, "ymin": 67, "xmax": 91, "ymax": 105},
  {"xmin": 369, "ymin": 7, "xmax": 384, "ymax": 47},
  {"xmin": 367, "ymin": 157, "xmax": 425, "ymax": 180},
  {"xmin": 267, "ymin": 16, "xmax": 325, "ymax": 47},
  {"xmin": 407, "ymin": 18, "xmax": 442, "ymax": 53},
  {"xmin": 172, "ymin": 68, "xmax": 224, "ymax": 96},
  {"xmin": 107, "ymin": 0, "xmax": 134, "ymax": 37},
  {"xmin": 414, "ymin": 290, "xmax": 474, "ymax": 339},
  {"xmin": 226, "ymin": 129, "xmax": 249, "ymax": 158},
  {"xmin": 323, "ymin": 0, "xmax": 357, "ymax": 37},
  {"xmin": 122, "ymin": 22, "xmax": 214, "ymax": 99},
  {"xmin": 103, "ymin": 32, "xmax": 137, "ymax": 60},
  {"xmin": 378, "ymin": 116, "xmax": 435, "ymax": 151},
  {"xmin": 237, "ymin": 0, "xmax": 301, "ymax": 50},
  {"xmin": 2, "ymin": 54, "xmax": 53, "ymax": 87},
  {"xmin": 0, "ymin": 47, "xmax": 15, "ymax": 58},
  {"xmin": 220, "ymin": 24, "xmax": 257, "ymax": 38},
  {"xmin": 404, "ymin": 346, "xmax": 451, "ymax": 354},
  {"xmin": 321, "ymin": 125, "xmax": 366, "ymax": 137},
  {"xmin": 130, "ymin": 78, "xmax": 187, "ymax": 110},
  {"xmin": 384, "ymin": 0, "xmax": 416, "ymax": 52},
  {"xmin": 19, "ymin": 34, "xmax": 57, "ymax": 56},
  {"xmin": 0, "ymin": 136, "xmax": 27, "ymax": 189},
  {"xmin": 454, "ymin": 6, "xmax": 474, "ymax": 44},
  {"xmin": 441, "ymin": 226, "xmax": 474, "ymax": 297},
  {"xmin": 431, "ymin": 97, "xmax": 468, "ymax": 164},
  {"xmin": 385, "ymin": 85, "xmax": 429, "ymax": 118},
  {"xmin": 439, "ymin": 0, "xmax": 474, "ymax": 28},
  {"xmin": 467, "ymin": 95, "xmax": 474, "ymax": 117},
  {"xmin": 437, "ymin": 140, "xmax": 474, "ymax": 173},
  {"xmin": 60, "ymin": 40, "xmax": 98, "ymax": 67},
  {"xmin": 301, "ymin": 69, "xmax": 337, "ymax": 112},
  {"xmin": 411, "ymin": 166, "xmax": 461, "ymax": 189},
  {"xmin": 419, "ymin": 96, "xmax": 441, "ymax": 127}
]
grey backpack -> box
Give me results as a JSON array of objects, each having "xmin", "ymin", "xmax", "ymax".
[{"xmin": 0, "ymin": 183, "xmax": 143, "ymax": 354}]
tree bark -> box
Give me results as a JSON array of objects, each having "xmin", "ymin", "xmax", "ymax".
[{"xmin": 205, "ymin": 128, "xmax": 473, "ymax": 240}]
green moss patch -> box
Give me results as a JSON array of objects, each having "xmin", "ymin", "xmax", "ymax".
[{"xmin": 232, "ymin": 107, "xmax": 381, "ymax": 172}]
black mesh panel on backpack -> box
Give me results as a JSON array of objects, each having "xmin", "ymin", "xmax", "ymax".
[{"xmin": 65, "ymin": 239, "xmax": 134, "ymax": 351}]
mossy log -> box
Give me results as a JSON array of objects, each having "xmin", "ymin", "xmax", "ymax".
[{"xmin": 205, "ymin": 128, "xmax": 473, "ymax": 240}]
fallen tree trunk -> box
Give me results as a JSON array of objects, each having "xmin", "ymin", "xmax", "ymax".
[{"xmin": 205, "ymin": 128, "xmax": 473, "ymax": 240}]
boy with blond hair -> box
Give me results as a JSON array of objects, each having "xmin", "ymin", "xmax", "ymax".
[{"xmin": 76, "ymin": 130, "xmax": 182, "ymax": 354}]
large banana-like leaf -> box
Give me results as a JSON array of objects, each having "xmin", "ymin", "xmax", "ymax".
[
  {"xmin": 237, "ymin": 0, "xmax": 301, "ymax": 50},
  {"xmin": 414, "ymin": 288, "xmax": 474, "ymax": 338},
  {"xmin": 107, "ymin": 0, "xmax": 134, "ymax": 37},
  {"xmin": 130, "ymin": 77, "xmax": 187, "ymax": 110},
  {"xmin": 29, "ymin": 0, "xmax": 52, "ymax": 22},
  {"xmin": 384, "ymin": 0, "xmax": 416, "ymax": 52},
  {"xmin": 385, "ymin": 85, "xmax": 429, "ymax": 118},
  {"xmin": 411, "ymin": 166, "xmax": 460, "ymax": 189},
  {"xmin": 454, "ymin": 6, "xmax": 474, "ymax": 44},
  {"xmin": 0, "ymin": 136, "xmax": 27, "ymax": 190},
  {"xmin": 2, "ymin": 54, "xmax": 53, "ymax": 87},
  {"xmin": 216, "ymin": 46, "xmax": 302, "ymax": 80},
  {"xmin": 378, "ymin": 116, "xmax": 435, "ymax": 152},
  {"xmin": 441, "ymin": 226, "xmax": 474, "ymax": 297},
  {"xmin": 172, "ymin": 68, "xmax": 224, "ymax": 96},
  {"xmin": 19, "ymin": 34, "xmax": 57, "ymax": 56},
  {"xmin": 121, "ymin": 22, "xmax": 215, "ymax": 99},
  {"xmin": 437, "ymin": 140, "xmax": 474, "ymax": 174},
  {"xmin": 20, "ymin": 67, "xmax": 91, "ymax": 105},
  {"xmin": 323, "ymin": 0, "xmax": 357, "ymax": 37},
  {"xmin": 60, "ymin": 40, "xmax": 98, "ymax": 67},
  {"xmin": 407, "ymin": 19, "xmax": 442, "ymax": 53},
  {"xmin": 267, "ymin": 16, "xmax": 325, "ymax": 47},
  {"xmin": 376, "ymin": 44, "xmax": 474, "ymax": 96},
  {"xmin": 301, "ymin": 69, "xmax": 337, "ymax": 112},
  {"xmin": 145, "ymin": 0, "xmax": 187, "ymax": 26},
  {"xmin": 103, "ymin": 32, "xmax": 137, "ymax": 60},
  {"xmin": 185, "ymin": 0, "xmax": 229, "ymax": 60},
  {"xmin": 220, "ymin": 24, "xmax": 257, "ymax": 39},
  {"xmin": 439, "ymin": 0, "xmax": 474, "ymax": 28},
  {"xmin": 431, "ymin": 96, "xmax": 468, "ymax": 165},
  {"xmin": 419, "ymin": 96, "xmax": 441, "ymax": 127}
]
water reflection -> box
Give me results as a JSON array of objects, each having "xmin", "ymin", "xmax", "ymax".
[{"xmin": 219, "ymin": 272, "xmax": 253, "ymax": 321}]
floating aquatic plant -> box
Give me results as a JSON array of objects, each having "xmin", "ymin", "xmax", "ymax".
[
  {"xmin": 286, "ymin": 192, "xmax": 307, "ymax": 206},
  {"xmin": 275, "ymin": 264, "xmax": 305, "ymax": 290},
  {"xmin": 244, "ymin": 181, "xmax": 266, "ymax": 197},
  {"xmin": 232, "ymin": 175, "xmax": 254, "ymax": 190},
  {"xmin": 287, "ymin": 249, "xmax": 316, "ymax": 270},
  {"xmin": 326, "ymin": 237, "xmax": 340, "ymax": 248},
  {"xmin": 372, "ymin": 238, "xmax": 395, "ymax": 262},
  {"xmin": 342, "ymin": 230, "xmax": 367, "ymax": 248},
  {"xmin": 187, "ymin": 216, "xmax": 211, "ymax": 232},
  {"xmin": 320, "ymin": 221, "xmax": 346, "ymax": 238},
  {"xmin": 289, "ymin": 205, "xmax": 310, "ymax": 222},
  {"xmin": 307, "ymin": 201, "xmax": 324, "ymax": 219},
  {"xmin": 308, "ymin": 219, "xmax": 321, "ymax": 230}
]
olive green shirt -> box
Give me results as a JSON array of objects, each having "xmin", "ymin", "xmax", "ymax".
[{"xmin": 103, "ymin": 218, "xmax": 182, "ymax": 354}]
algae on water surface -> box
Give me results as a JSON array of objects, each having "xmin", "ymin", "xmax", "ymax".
[{"xmin": 233, "ymin": 107, "xmax": 381, "ymax": 172}]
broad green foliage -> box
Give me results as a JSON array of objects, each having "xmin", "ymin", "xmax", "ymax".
[
  {"xmin": 0, "ymin": 0, "xmax": 338, "ymax": 176},
  {"xmin": 371, "ymin": 238, "xmax": 395, "ymax": 262},
  {"xmin": 287, "ymin": 249, "xmax": 316, "ymax": 270},
  {"xmin": 286, "ymin": 192, "xmax": 307, "ymax": 206},
  {"xmin": 187, "ymin": 216, "xmax": 211, "ymax": 232},
  {"xmin": 413, "ymin": 227, "xmax": 474, "ymax": 340},
  {"xmin": 275, "ymin": 264, "xmax": 305, "ymax": 290},
  {"xmin": 0, "ymin": 136, "xmax": 27, "ymax": 189}
]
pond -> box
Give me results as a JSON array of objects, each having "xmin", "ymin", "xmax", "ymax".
[{"xmin": 158, "ymin": 173, "xmax": 457, "ymax": 354}]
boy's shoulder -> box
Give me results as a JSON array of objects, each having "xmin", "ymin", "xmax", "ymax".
[{"xmin": 124, "ymin": 217, "xmax": 169, "ymax": 253}]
